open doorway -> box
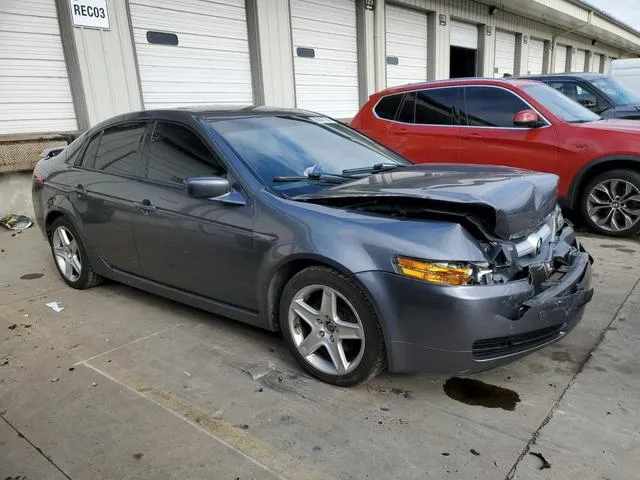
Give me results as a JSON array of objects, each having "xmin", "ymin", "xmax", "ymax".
[{"xmin": 450, "ymin": 46, "xmax": 477, "ymax": 78}]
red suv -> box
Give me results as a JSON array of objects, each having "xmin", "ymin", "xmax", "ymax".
[{"xmin": 351, "ymin": 78, "xmax": 640, "ymax": 237}]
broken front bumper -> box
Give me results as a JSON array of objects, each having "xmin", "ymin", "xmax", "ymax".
[{"xmin": 356, "ymin": 232, "xmax": 593, "ymax": 374}]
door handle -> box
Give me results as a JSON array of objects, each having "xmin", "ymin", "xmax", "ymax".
[
  {"xmin": 134, "ymin": 199, "xmax": 157, "ymax": 214},
  {"xmin": 464, "ymin": 133, "xmax": 483, "ymax": 139},
  {"xmin": 73, "ymin": 184, "xmax": 86, "ymax": 197}
]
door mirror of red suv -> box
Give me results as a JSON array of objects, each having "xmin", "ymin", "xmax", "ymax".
[{"xmin": 513, "ymin": 109, "xmax": 541, "ymax": 128}]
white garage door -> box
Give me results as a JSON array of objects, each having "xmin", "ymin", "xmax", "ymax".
[
  {"xmin": 385, "ymin": 4, "xmax": 427, "ymax": 88},
  {"xmin": 527, "ymin": 38, "xmax": 545, "ymax": 75},
  {"xmin": 291, "ymin": 0, "xmax": 358, "ymax": 119},
  {"xmin": 450, "ymin": 20, "xmax": 478, "ymax": 50},
  {"xmin": 554, "ymin": 44, "xmax": 568, "ymax": 73},
  {"xmin": 574, "ymin": 48, "xmax": 586, "ymax": 72},
  {"xmin": 0, "ymin": 0, "xmax": 77, "ymax": 134},
  {"xmin": 593, "ymin": 53, "xmax": 603, "ymax": 72},
  {"xmin": 129, "ymin": 0, "xmax": 253, "ymax": 109},
  {"xmin": 495, "ymin": 30, "xmax": 516, "ymax": 77}
]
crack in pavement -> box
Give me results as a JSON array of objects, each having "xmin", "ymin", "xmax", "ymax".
[
  {"xmin": 1, "ymin": 413, "xmax": 73, "ymax": 480},
  {"xmin": 504, "ymin": 275, "xmax": 640, "ymax": 480}
]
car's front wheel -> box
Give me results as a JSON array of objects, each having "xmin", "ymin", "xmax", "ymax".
[
  {"xmin": 49, "ymin": 217, "xmax": 103, "ymax": 289},
  {"xmin": 581, "ymin": 169, "xmax": 640, "ymax": 237},
  {"xmin": 280, "ymin": 266, "xmax": 386, "ymax": 386}
]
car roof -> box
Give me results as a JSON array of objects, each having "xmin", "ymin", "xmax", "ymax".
[
  {"xmin": 518, "ymin": 72, "xmax": 607, "ymax": 80},
  {"xmin": 91, "ymin": 105, "xmax": 320, "ymax": 131},
  {"xmin": 374, "ymin": 77, "xmax": 543, "ymax": 96}
]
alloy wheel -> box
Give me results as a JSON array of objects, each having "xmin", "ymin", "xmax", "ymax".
[
  {"xmin": 586, "ymin": 178, "xmax": 640, "ymax": 233},
  {"xmin": 288, "ymin": 284, "xmax": 365, "ymax": 376},
  {"xmin": 52, "ymin": 226, "xmax": 82, "ymax": 282}
]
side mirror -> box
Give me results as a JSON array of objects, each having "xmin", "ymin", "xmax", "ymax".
[
  {"xmin": 185, "ymin": 176, "xmax": 230, "ymax": 199},
  {"xmin": 513, "ymin": 109, "xmax": 541, "ymax": 128}
]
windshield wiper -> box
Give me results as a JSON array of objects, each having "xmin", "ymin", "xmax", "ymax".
[
  {"xmin": 341, "ymin": 163, "xmax": 406, "ymax": 175},
  {"xmin": 272, "ymin": 172, "xmax": 353, "ymax": 184}
]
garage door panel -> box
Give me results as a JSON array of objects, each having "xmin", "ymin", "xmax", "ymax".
[
  {"xmin": 0, "ymin": 32, "xmax": 67, "ymax": 61},
  {"xmin": 495, "ymin": 30, "xmax": 516, "ymax": 76},
  {"xmin": 1, "ymin": 12, "xmax": 62, "ymax": 35},
  {"xmin": 291, "ymin": 0, "xmax": 358, "ymax": 118},
  {"xmin": 386, "ymin": 4, "xmax": 427, "ymax": 88},
  {"xmin": 132, "ymin": 29, "xmax": 248, "ymax": 51},
  {"xmin": 451, "ymin": 20, "xmax": 478, "ymax": 50},
  {"xmin": 554, "ymin": 45, "xmax": 568, "ymax": 72},
  {"xmin": 0, "ymin": 0, "xmax": 77, "ymax": 133},
  {"xmin": 527, "ymin": 38, "xmax": 544, "ymax": 75},
  {"xmin": 130, "ymin": 0, "xmax": 253, "ymax": 109},
  {"xmin": 574, "ymin": 49, "xmax": 586, "ymax": 72},
  {"xmin": 131, "ymin": 0, "xmax": 246, "ymax": 23},
  {"xmin": 131, "ymin": 6, "xmax": 248, "ymax": 39}
]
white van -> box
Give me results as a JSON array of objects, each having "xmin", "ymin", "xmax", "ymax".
[{"xmin": 610, "ymin": 58, "xmax": 640, "ymax": 94}]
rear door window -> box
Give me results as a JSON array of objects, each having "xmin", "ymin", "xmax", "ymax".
[
  {"xmin": 396, "ymin": 92, "xmax": 416, "ymax": 123},
  {"xmin": 415, "ymin": 87, "xmax": 459, "ymax": 125},
  {"xmin": 78, "ymin": 132, "xmax": 102, "ymax": 168},
  {"xmin": 374, "ymin": 93, "xmax": 403, "ymax": 120},
  {"xmin": 462, "ymin": 87, "xmax": 530, "ymax": 128},
  {"xmin": 146, "ymin": 122, "xmax": 225, "ymax": 186},
  {"xmin": 94, "ymin": 122, "xmax": 147, "ymax": 177}
]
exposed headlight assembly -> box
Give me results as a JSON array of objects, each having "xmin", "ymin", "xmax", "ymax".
[{"xmin": 395, "ymin": 256, "xmax": 492, "ymax": 286}]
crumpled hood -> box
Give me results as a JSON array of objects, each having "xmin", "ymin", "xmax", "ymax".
[{"xmin": 293, "ymin": 164, "xmax": 559, "ymax": 240}]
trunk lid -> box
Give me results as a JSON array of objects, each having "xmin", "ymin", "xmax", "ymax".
[{"xmin": 293, "ymin": 164, "xmax": 558, "ymax": 240}]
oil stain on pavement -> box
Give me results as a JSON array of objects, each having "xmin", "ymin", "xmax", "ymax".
[
  {"xmin": 443, "ymin": 377, "xmax": 521, "ymax": 411},
  {"xmin": 20, "ymin": 273, "xmax": 43, "ymax": 280}
]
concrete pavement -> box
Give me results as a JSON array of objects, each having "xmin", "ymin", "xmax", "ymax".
[{"xmin": 1, "ymin": 183, "xmax": 639, "ymax": 479}]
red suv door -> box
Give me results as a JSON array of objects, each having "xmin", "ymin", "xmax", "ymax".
[
  {"xmin": 361, "ymin": 89, "xmax": 462, "ymax": 163},
  {"xmin": 459, "ymin": 85, "xmax": 559, "ymax": 175}
]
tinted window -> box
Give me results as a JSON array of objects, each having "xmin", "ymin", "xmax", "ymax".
[
  {"xmin": 589, "ymin": 76, "xmax": 640, "ymax": 106},
  {"xmin": 462, "ymin": 87, "xmax": 530, "ymax": 127},
  {"xmin": 415, "ymin": 88, "xmax": 458, "ymax": 125},
  {"xmin": 147, "ymin": 122, "xmax": 224, "ymax": 186},
  {"xmin": 374, "ymin": 94, "xmax": 403, "ymax": 120},
  {"xmin": 79, "ymin": 132, "xmax": 101, "ymax": 168},
  {"xmin": 397, "ymin": 93, "xmax": 415, "ymax": 123},
  {"xmin": 522, "ymin": 83, "xmax": 600, "ymax": 123},
  {"xmin": 547, "ymin": 81, "xmax": 597, "ymax": 107},
  {"xmin": 94, "ymin": 123, "xmax": 146, "ymax": 177}
]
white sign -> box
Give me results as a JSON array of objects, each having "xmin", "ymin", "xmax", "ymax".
[{"xmin": 69, "ymin": 0, "xmax": 110, "ymax": 30}]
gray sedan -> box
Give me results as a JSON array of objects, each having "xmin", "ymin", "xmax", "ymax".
[{"xmin": 32, "ymin": 107, "xmax": 593, "ymax": 386}]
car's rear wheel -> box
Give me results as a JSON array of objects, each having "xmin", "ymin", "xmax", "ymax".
[
  {"xmin": 280, "ymin": 266, "xmax": 386, "ymax": 386},
  {"xmin": 581, "ymin": 169, "xmax": 640, "ymax": 237},
  {"xmin": 49, "ymin": 217, "xmax": 103, "ymax": 289}
]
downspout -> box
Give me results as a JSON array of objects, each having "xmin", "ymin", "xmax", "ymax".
[{"xmin": 550, "ymin": 10, "xmax": 593, "ymax": 71}]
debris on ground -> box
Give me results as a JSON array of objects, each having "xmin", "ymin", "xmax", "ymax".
[
  {"xmin": 51, "ymin": 377, "xmax": 59, "ymax": 382},
  {"xmin": 91, "ymin": 382, "xmax": 98, "ymax": 387},
  {"xmin": 45, "ymin": 301, "xmax": 64, "ymax": 313},
  {"xmin": 1, "ymin": 359, "xmax": 9, "ymax": 366},
  {"xmin": 470, "ymin": 448, "xmax": 480, "ymax": 456},
  {"xmin": 183, "ymin": 370, "xmax": 192, "ymax": 377},
  {"xmin": 234, "ymin": 424, "xmax": 249, "ymax": 430},
  {"xmin": 133, "ymin": 453, "xmax": 144, "ymax": 460},
  {"xmin": 244, "ymin": 361, "xmax": 274, "ymax": 381},
  {"xmin": 0, "ymin": 214, "xmax": 33, "ymax": 231},
  {"xmin": 529, "ymin": 451, "xmax": 551, "ymax": 469},
  {"xmin": 8, "ymin": 323, "xmax": 17, "ymax": 330}
]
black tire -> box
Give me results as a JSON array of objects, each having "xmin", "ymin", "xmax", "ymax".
[
  {"xmin": 280, "ymin": 266, "xmax": 386, "ymax": 386},
  {"xmin": 49, "ymin": 217, "xmax": 103, "ymax": 289},
  {"xmin": 580, "ymin": 169, "xmax": 640, "ymax": 237}
]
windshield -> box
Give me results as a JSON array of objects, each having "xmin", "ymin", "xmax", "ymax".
[
  {"xmin": 522, "ymin": 83, "xmax": 601, "ymax": 123},
  {"xmin": 209, "ymin": 115, "xmax": 411, "ymax": 195},
  {"xmin": 588, "ymin": 76, "xmax": 640, "ymax": 106}
]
